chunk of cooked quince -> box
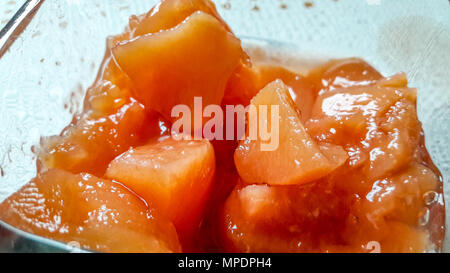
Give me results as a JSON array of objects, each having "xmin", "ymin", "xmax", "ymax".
[
  {"xmin": 0, "ymin": 169, "xmax": 181, "ymax": 253},
  {"xmin": 306, "ymin": 58, "xmax": 383, "ymax": 93},
  {"xmin": 306, "ymin": 84, "xmax": 417, "ymax": 146},
  {"xmin": 220, "ymin": 183, "xmax": 352, "ymax": 253},
  {"xmin": 112, "ymin": 12, "xmax": 244, "ymax": 123},
  {"xmin": 306, "ymin": 83, "xmax": 418, "ymax": 179},
  {"xmin": 234, "ymin": 80, "xmax": 347, "ymax": 185},
  {"xmin": 105, "ymin": 136, "xmax": 215, "ymax": 249},
  {"xmin": 365, "ymin": 99, "xmax": 421, "ymax": 179},
  {"xmin": 37, "ymin": 101, "xmax": 161, "ymax": 176}
]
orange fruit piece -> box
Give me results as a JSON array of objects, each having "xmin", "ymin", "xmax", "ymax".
[
  {"xmin": 105, "ymin": 136, "xmax": 215, "ymax": 249},
  {"xmin": 221, "ymin": 183, "xmax": 353, "ymax": 253},
  {"xmin": 306, "ymin": 84, "xmax": 417, "ymax": 144},
  {"xmin": 234, "ymin": 80, "xmax": 348, "ymax": 185},
  {"xmin": 0, "ymin": 169, "xmax": 181, "ymax": 253},
  {"xmin": 306, "ymin": 83, "xmax": 418, "ymax": 179},
  {"xmin": 306, "ymin": 58, "xmax": 383, "ymax": 93},
  {"xmin": 112, "ymin": 12, "xmax": 244, "ymax": 123},
  {"xmin": 38, "ymin": 101, "xmax": 159, "ymax": 176},
  {"xmin": 365, "ymin": 99, "xmax": 421, "ymax": 179}
]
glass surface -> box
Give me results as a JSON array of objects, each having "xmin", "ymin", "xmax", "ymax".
[{"xmin": 0, "ymin": 0, "xmax": 449, "ymax": 253}]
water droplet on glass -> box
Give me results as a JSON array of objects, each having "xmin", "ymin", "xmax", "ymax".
[{"xmin": 423, "ymin": 191, "xmax": 438, "ymax": 206}]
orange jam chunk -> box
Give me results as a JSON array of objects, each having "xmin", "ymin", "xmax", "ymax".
[
  {"xmin": 0, "ymin": 169, "xmax": 181, "ymax": 253},
  {"xmin": 112, "ymin": 12, "xmax": 244, "ymax": 123},
  {"xmin": 306, "ymin": 58, "xmax": 383, "ymax": 93},
  {"xmin": 221, "ymin": 183, "xmax": 355, "ymax": 253},
  {"xmin": 306, "ymin": 84, "xmax": 417, "ymax": 143},
  {"xmin": 306, "ymin": 84, "xmax": 419, "ymax": 180},
  {"xmin": 235, "ymin": 80, "xmax": 348, "ymax": 185},
  {"xmin": 38, "ymin": 101, "xmax": 157, "ymax": 176},
  {"xmin": 105, "ymin": 136, "xmax": 215, "ymax": 248}
]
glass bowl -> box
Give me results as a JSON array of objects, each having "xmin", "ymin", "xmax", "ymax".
[{"xmin": 0, "ymin": 0, "xmax": 449, "ymax": 253}]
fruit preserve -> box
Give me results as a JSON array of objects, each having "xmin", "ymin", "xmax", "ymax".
[{"xmin": 0, "ymin": 0, "xmax": 445, "ymax": 253}]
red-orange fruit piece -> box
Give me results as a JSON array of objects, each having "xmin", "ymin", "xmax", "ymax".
[
  {"xmin": 38, "ymin": 100, "xmax": 157, "ymax": 176},
  {"xmin": 234, "ymin": 80, "xmax": 347, "ymax": 185},
  {"xmin": 112, "ymin": 12, "xmax": 244, "ymax": 123},
  {"xmin": 105, "ymin": 136, "xmax": 215, "ymax": 249},
  {"xmin": 221, "ymin": 183, "xmax": 353, "ymax": 253},
  {"xmin": 0, "ymin": 169, "xmax": 181, "ymax": 253},
  {"xmin": 306, "ymin": 58, "xmax": 383, "ymax": 93},
  {"xmin": 306, "ymin": 83, "xmax": 418, "ymax": 180}
]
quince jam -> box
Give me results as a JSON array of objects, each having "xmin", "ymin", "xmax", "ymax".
[{"xmin": 0, "ymin": 0, "xmax": 445, "ymax": 253}]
